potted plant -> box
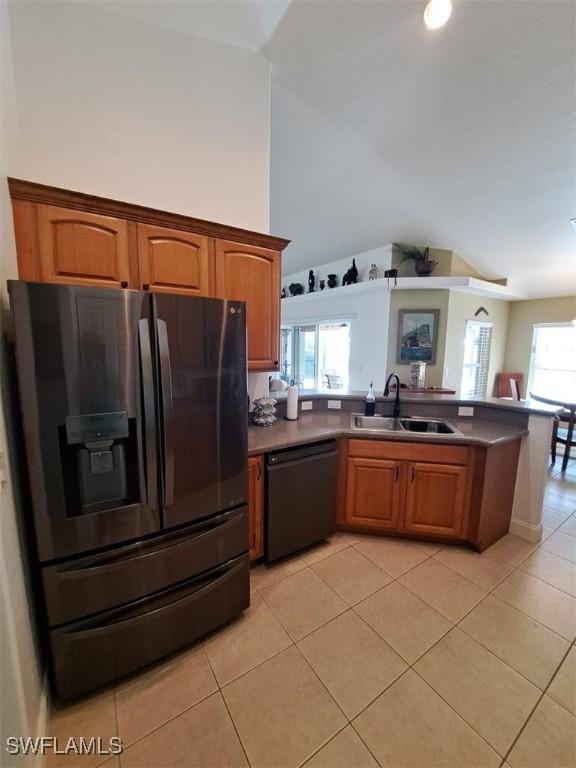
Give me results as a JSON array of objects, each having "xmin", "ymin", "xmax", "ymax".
[{"xmin": 394, "ymin": 244, "xmax": 438, "ymax": 276}]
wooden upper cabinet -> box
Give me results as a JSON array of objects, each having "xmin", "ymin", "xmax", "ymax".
[
  {"xmin": 137, "ymin": 224, "xmax": 212, "ymax": 296},
  {"xmin": 214, "ymin": 240, "xmax": 280, "ymax": 371},
  {"xmin": 345, "ymin": 457, "xmax": 402, "ymax": 530},
  {"xmin": 33, "ymin": 204, "xmax": 134, "ymax": 288},
  {"xmin": 403, "ymin": 462, "xmax": 467, "ymax": 538}
]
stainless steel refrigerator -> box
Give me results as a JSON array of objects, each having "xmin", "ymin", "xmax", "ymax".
[{"xmin": 9, "ymin": 280, "xmax": 249, "ymax": 699}]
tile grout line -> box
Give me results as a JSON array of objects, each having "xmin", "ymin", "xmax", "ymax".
[
  {"xmin": 201, "ymin": 645, "xmax": 253, "ymax": 768},
  {"xmin": 56, "ymin": 472, "xmax": 575, "ymax": 765},
  {"xmin": 499, "ymin": 641, "xmax": 576, "ymax": 766}
]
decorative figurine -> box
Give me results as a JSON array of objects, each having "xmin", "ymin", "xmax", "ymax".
[
  {"xmin": 252, "ymin": 397, "xmax": 277, "ymax": 427},
  {"xmin": 342, "ymin": 258, "xmax": 359, "ymax": 286},
  {"xmin": 368, "ymin": 263, "xmax": 379, "ymax": 281},
  {"xmin": 327, "ymin": 274, "xmax": 338, "ymax": 288},
  {"xmin": 319, "ymin": 279, "xmax": 326, "ymax": 291},
  {"xmin": 308, "ymin": 270, "xmax": 315, "ymax": 293},
  {"xmin": 288, "ymin": 282, "xmax": 304, "ymax": 296},
  {"xmin": 281, "ymin": 286, "xmax": 288, "ymax": 299}
]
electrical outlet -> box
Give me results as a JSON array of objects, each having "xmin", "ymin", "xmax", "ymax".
[
  {"xmin": 458, "ymin": 406, "xmax": 475, "ymax": 417},
  {"xmin": 327, "ymin": 400, "xmax": 342, "ymax": 409},
  {"xmin": 301, "ymin": 401, "xmax": 313, "ymax": 411}
]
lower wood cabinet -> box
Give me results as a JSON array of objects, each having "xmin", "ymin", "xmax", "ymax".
[
  {"xmin": 339, "ymin": 437, "xmax": 522, "ymax": 550},
  {"xmin": 345, "ymin": 457, "xmax": 401, "ymax": 530},
  {"xmin": 341, "ymin": 439, "xmax": 471, "ymax": 543},
  {"xmin": 404, "ymin": 462, "xmax": 467, "ymax": 538},
  {"xmin": 247, "ymin": 455, "xmax": 264, "ymax": 561}
]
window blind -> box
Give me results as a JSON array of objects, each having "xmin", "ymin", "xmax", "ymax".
[{"xmin": 461, "ymin": 321, "xmax": 493, "ymax": 398}]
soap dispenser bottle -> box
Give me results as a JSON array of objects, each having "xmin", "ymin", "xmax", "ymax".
[{"xmin": 364, "ymin": 381, "xmax": 376, "ymax": 416}]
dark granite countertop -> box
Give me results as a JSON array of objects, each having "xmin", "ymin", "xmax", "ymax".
[
  {"xmin": 271, "ymin": 389, "xmax": 561, "ymax": 417},
  {"xmin": 248, "ymin": 411, "xmax": 529, "ymax": 455}
]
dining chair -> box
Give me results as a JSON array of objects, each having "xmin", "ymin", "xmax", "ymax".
[{"xmin": 529, "ymin": 393, "xmax": 576, "ymax": 472}]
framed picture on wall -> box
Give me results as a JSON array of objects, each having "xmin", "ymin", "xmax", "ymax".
[{"xmin": 397, "ymin": 309, "xmax": 439, "ymax": 364}]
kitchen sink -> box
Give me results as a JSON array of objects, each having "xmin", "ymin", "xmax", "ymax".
[
  {"xmin": 400, "ymin": 417, "xmax": 462, "ymax": 435},
  {"xmin": 352, "ymin": 415, "xmax": 405, "ymax": 431},
  {"xmin": 351, "ymin": 414, "xmax": 462, "ymax": 435}
]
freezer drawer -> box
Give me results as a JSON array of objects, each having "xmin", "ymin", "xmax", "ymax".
[
  {"xmin": 50, "ymin": 553, "xmax": 249, "ymax": 700},
  {"xmin": 43, "ymin": 506, "xmax": 248, "ymax": 626},
  {"xmin": 266, "ymin": 441, "xmax": 338, "ymax": 561}
]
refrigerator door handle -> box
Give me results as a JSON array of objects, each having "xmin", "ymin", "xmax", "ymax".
[
  {"xmin": 138, "ymin": 319, "xmax": 158, "ymax": 513},
  {"xmin": 156, "ymin": 319, "xmax": 175, "ymax": 508}
]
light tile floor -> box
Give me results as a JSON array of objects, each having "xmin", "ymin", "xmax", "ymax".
[{"xmin": 44, "ymin": 457, "xmax": 576, "ymax": 768}]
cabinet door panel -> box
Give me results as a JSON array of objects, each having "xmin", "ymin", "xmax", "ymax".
[
  {"xmin": 247, "ymin": 455, "xmax": 264, "ymax": 561},
  {"xmin": 137, "ymin": 224, "xmax": 211, "ymax": 296},
  {"xmin": 404, "ymin": 462, "xmax": 467, "ymax": 537},
  {"xmin": 37, "ymin": 205, "xmax": 132, "ymax": 288},
  {"xmin": 214, "ymin": 240, "xmax": 280, "ymax": 371},
  {"xmin": 345, "ymin": 457, "xmax": 401, "ymax": 530}
]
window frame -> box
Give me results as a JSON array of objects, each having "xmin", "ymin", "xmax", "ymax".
[
  {"xmin": 527, "ymin": 322, "xmax": 576, "ymax": 401},
  {"xmin": 280, "ymin": 319, "xmax": 351, "ymax": 390}
]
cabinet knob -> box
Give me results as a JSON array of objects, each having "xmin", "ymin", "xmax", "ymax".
[
  {"xmin": 273, "ymin": 360, "xmax": 279, "ymax": 366},
  {"xmin": 142, "ymin": 283, "xmax": 150, "ymax": 291},
  {"xmin": 121, "ymin": 281, "xmax": 128, "ymax": 288}
]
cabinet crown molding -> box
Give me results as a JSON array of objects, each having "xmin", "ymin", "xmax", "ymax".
[{"xmin": 8, "ymin": 178, "xmax": 291, "ymax": 252}]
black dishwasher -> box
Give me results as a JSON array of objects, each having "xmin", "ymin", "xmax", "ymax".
[{"xmin": 266, "ymin": 440, "xmax": 338, "ymax": 562}]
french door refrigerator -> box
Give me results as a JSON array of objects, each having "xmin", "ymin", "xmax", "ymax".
[{"xmin": 9, "ymin": 280, "xmax": 249, "ymax": 699}]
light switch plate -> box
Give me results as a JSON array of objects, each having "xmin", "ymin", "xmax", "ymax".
[
  {"xmin": 458, "ymin": 406, "xmax": 475, "ymax": 417},
  {"xmin": 327, "ymin": 400, "xmax": 342, "ymax": 409},
  {"xmin": 301, "ymin": 401, "xmax": 313, "ymax": 411}
]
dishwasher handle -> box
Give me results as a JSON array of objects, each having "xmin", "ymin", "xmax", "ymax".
[{"xmin": 267, "ymin": 440, "xmax": 338, "ymax": 466}]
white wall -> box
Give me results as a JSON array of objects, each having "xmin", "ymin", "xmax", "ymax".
[
  {"xmin": 8, "ymin": 0, "xmax": 271, "ymax": 233},
  {"xmin": 1, "ymin": 2, "xmax": 46, "ymax": 760},
  {"xmin": 282, "ymin": 247, "xmax": 393, "ymax": 391}
]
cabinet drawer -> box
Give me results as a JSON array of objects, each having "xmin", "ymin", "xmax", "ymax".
[
  {"xmin": 43, "ymin": 506, "xmax": 248, "ymax": 626},
  {"xmin": 348, "ymin": 439, "xmax": 469, "ymax": 465},
  {"xmin": 50, "ymin": 554, "xmax": 249, "ymax": 700}
]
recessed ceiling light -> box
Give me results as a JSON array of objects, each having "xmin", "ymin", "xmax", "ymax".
[{"xmin": 424, "ymin": 0, "xmax": 453, "ymax": 30}]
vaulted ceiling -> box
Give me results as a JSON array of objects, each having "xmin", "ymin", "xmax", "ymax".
[
  {"xmin": 74, "ymin": 1, "xmax": 576, "ymax": 297},
  {"xmin": 266, "ymin": 1, "xmax": 576, "ymax": 297}
]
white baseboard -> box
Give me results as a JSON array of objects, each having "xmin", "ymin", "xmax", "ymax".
[{"xmin": 509, "ymin": 517, "xmax": 543, "ymax": 543}]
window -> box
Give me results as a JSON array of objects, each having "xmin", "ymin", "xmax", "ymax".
[
  {"xmin": 460, "ymin": 321, "xmax": 493, "ymax": 398},
  {"xmin": 280, "ymin": 321, "xmax": 351, "ymax": 389},
  {"xmin": 528, "ymin": 323, "xmax": 576, "ymax": 401}
]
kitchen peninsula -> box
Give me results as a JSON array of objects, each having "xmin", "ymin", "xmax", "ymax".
[{"xmin": 248, "ymin": 393, "xmax": 558, "ymax": 559}]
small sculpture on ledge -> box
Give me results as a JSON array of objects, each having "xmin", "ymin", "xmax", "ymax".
[
  {"xmin": 342, "ymin": 258, "xmax": 359, "ymax": 286},
  {"xmin": 308, "ymin": 270, "xmax": 315, "ymax": 293},
  {"xmin": 368, "ymin": 264, "xmax": 379, "ymax": 281},
  {"xmin": 288, "ymin": 282, "xmax": 304, "ymax": 296},
  {"xmin": 327, "ymin": 274, "xmax": 338, "ymax": 288},
  {"xmin": 319, "ymin": 279, "xmax": 326, "ymax": 291}
]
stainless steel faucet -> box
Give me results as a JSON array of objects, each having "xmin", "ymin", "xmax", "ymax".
[{"xmin": 384, "ymin": 373, "xmax": 401, "ymax": 418}]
